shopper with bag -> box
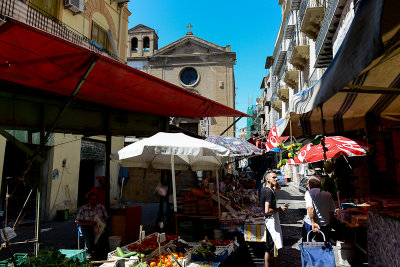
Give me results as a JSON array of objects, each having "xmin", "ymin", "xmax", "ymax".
[
  {"xmin": 302, "ymin": 176, "xmax": 336, "ymax": 242},
  {"xmin": 260, "ymin": 170, "xmax": 288, "ymax": 267}
]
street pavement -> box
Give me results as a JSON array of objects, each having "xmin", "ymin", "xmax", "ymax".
[{"xmin": 274, "ymin": 182, "xmax": 307, "ymax": 266}]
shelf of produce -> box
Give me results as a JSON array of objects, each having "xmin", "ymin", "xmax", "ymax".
[{"xmin": 107, "ymin": 233, "xmax": 176, "ymax": 261}]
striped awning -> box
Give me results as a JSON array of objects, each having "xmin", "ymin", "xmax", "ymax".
[{"xmin": 288, "ymin": 0, "xmax": 400, "ymax": 136}]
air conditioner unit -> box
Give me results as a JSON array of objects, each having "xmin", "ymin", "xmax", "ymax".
[{"xmin": 64, "ymin": 0, "xmax": 84, "ymax": 14}]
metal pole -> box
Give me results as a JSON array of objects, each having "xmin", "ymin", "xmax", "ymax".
[
  {"xmin": 13, "ymin": 188, "xmax": 34, "ymax": 229},
  {"xmin": 170, "ymin": 155, "xmax": 177, "ymax": 213},
  {"xmin": 216, "ymin": 169, "xmax": 220, "ymax": 219},
  {"xmin": 105, "ymin": 134, "xmax": 111, "ymax": 214},
  {"xmin": 34, "ymin": 188, "xmax": 40, "ymax": 255},
  {"xmin": 219, "ymin": 116, "xmax": 243, "ymax": 136}
]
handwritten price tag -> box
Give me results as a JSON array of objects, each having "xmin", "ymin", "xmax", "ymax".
[{"xmin": 157, "ymin": 233, "xmax": 166, "ymax": 243}]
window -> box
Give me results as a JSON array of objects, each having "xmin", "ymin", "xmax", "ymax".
[
  {"xmin": 143, "ymin": 36, "xmax": 150, "ymax": 52},
  {"xmin": 131, "ymin": 37, "xmax": 138, "ymax": 51},
  {"xmin": 180, "ymin": 67, "xmax": 199, "ymax": 86},
  {"xmin": 29, "ymin": 0, "xmax": 60, "ymax": 19},
  {"xmin": 92, "ymin": 22, "xmax": 109, "ymax": 51}
]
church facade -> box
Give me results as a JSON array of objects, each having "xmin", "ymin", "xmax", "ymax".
[{"xmin": 126, "ymin": 24, "xmax": 237, "ymax": 137}]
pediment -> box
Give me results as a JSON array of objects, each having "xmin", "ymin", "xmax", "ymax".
[
  {"xmin": 128, "ymin": 24, "xmax": 156, "ymax": 33},
  {"xmin": 155, "ymin": 36, "xmax": 227, "ymax": 56}
]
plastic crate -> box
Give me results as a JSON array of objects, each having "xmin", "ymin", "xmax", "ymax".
[
  {"xmin": 0, "ymin": 253, "xmax": 28, "ymax": 267},
  {"xmin": 190, "ymin": 243, "xmax": 232, "ymax": 263},
  {"xmin": 59, "ymin": 249, "xmax": 86, "ymax": 262}
]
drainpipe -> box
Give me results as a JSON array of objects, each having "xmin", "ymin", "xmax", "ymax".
[{"xmin": 118, "ymin": 3, "xmax": 123, "ymax": 59}]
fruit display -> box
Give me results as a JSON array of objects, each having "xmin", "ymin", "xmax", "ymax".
[
  {"xmin": 126, "ymin": 234, "xmax": 178, "ymax": 255},
  {"xmin": 207, "ymin": 239, "xmax": 233, "ymax": 247},
  {"xmin": 146, "ymin": 251, "xmax": 186, "ymax": 267}
]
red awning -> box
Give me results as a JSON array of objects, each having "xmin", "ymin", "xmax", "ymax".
[{"xmin": 0, "ymin": 19, "xmax": 248, "ymax": 118}]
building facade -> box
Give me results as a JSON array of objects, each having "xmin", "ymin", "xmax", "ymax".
[
  {"xmin": 260, "ymin": 0, "xmax": 358, "ymax": 185},
  {"xmin": 127, "ymin": 25, "xmax": 237, "ymax": 137},
  {"xmin": 0, "ymin": 0, "xmax": 130, "ymax": 220}
]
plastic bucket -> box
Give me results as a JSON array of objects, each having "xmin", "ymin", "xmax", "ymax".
[
  {"xmin": 109, "ymin": 236, "xmax": 121, "ymax": 251},
  {"xmin": 336, "ymin": 240, "xmax": 354, "ymax": 266}
]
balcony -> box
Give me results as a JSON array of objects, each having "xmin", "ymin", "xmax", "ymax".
[
  {"xmin": 299, "ymin": 0, "xmax": 327, "ymax": 40},
  {"xmin": 278, "ymin": 88, "xmax": 289, "ymax": 102},
  {"xmin": 272, "ymin": 101, "xmax": 282, "ymax": 112},
  {"xmin": 290, "ymin": 44, "xmax": 310, "ymax": 70},
  {"xmin": 290, "ymin": 0, "xmax": 302, "ymax": 10},
  {"xmin": 284, "ymin": 11, "xmax": 296, "ymax": 39},
  {"xmin": 271, "ymin": 40, "xmax": 288, "ymax": 76},
  {"xmin": 284, "ymin": 68, "xmax": 299, "ymax": 89},
  {"xmin": 0, "ymin": 0, "xmax": 120, "ymax": 61},
  {"xmin": 315, "ymin": 0, "xmax": 347, "ymax": 68}
]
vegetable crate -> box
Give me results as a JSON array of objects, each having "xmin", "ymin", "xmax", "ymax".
[
  {"xmin": 190, "ymin": 243, "xmax": 234, "ymax": 262},
  {"xmin": 0, "ymin": 253, "xmax": 28, "ymax": 267},
  {"xmin": 107, "ymin": 233, "xmax": 173, "ymax": 261}
]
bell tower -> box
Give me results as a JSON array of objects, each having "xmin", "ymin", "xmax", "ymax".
[{"xmin": 127, "ymin": 24, "xmax": 158, "ymax": 58}]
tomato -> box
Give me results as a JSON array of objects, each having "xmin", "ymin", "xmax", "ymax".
[{"xmin": 150, "ymin": 262, "xmax": 157, "ymax": 267}]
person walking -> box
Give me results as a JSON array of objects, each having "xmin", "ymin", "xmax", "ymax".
[
  {"xmin": 261, "ymin": 170, "xmax": 288, "ymax": 267},
  {"xmin": 302, "ymin": 176, "xmax": 336, "ymax": 242}
]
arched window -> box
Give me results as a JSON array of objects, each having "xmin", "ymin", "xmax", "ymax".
[
  {"xmin": 131, "ymin": 37, "xmax": 138, "ymax": 51},
  {"xmin": 143, "ymin": 36, "xmax": 150, "ymax": 52}
]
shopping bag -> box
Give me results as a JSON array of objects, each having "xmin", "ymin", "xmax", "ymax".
[{"xmin": 299, "ymin": 229, "xmax": 335, "ymax": 267}]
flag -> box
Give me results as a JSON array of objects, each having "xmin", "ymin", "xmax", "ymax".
[{"xmin": 265, "ymin": 118, "xmax": 289, "ymax": 152}]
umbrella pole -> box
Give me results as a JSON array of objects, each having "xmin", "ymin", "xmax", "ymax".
[
  {"xmin": 171, "ymin": 155, "xmax": 177, "ymax": 213},
  {"xmin": 216, "ymin": 169, "xmax": 220, "ymax": 219}
]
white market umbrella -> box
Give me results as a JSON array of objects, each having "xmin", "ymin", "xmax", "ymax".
[{"xmin": 111, "ymin": 132, "xmax": 230, "ymax": 214}]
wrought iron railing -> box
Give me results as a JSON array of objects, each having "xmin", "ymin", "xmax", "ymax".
[
  {"xmin": 0, "ymin": 0, "xmax": 121, "ymax": 61},
  {"xmin": 287, "ymin": 36, "xmax": 296, "ymax": 63},
  {"xmin": 315, "ymin": 0, "xmax": 338, "ymax": 64},
  {"xmin": 289, "ymin": 0, "xmax": 302, "ymax": 10},
  {"xmin": 307, "ymin": 68, "xmax": 320, "ymax": 87}
]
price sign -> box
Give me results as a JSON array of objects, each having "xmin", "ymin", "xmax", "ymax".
[
  {"xmin": 140, "ymin": 231, "xmax": 145, "ymax": 242},
  {"xmin": 139, "ymin": 225, "xmax": 143, "ymax": 243},
  {"xmin": 157, "ymin": 233, "xmax": 166, "ymax": 243}
]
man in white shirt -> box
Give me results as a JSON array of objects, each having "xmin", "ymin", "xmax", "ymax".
[{"xmin": 302, "ymin": 176, "xmax": 336, "ymax": 242}]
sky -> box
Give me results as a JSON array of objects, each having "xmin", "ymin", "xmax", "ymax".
[{"xmin": 127, "ymin": 1, "xmax": 282, "ymax": 135}]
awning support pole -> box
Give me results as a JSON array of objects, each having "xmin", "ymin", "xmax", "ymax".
[
  {"xmin": 216, "ymin": 169, "xmax": 220, "ymax": 219},
  {"xmin": 19, "ymin": 56, "xmax": 98, "ymax": 181},
  {"xmin": 105, "ymin": 133, "xmax": 111, "ymax": 214},
  {"xmin": 171, "ymin": 155, "xmax": 177, "ymax": 213},
  {"xmin": 220, "ymin": 116, "xmax": 243, "ymax": 136},
  {"xmin": 43, "ymin": 55, "xmax": 98, "ymax": 142}
]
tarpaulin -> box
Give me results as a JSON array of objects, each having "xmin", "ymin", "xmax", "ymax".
[{"xmin": 0, "ymin": 19, "xmax": 248, "ymax": 119}]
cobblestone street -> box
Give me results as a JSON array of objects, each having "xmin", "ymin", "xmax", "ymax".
[{"xmin": 275, "ymin": 183, "xmax": 306, "ymax": 266}]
